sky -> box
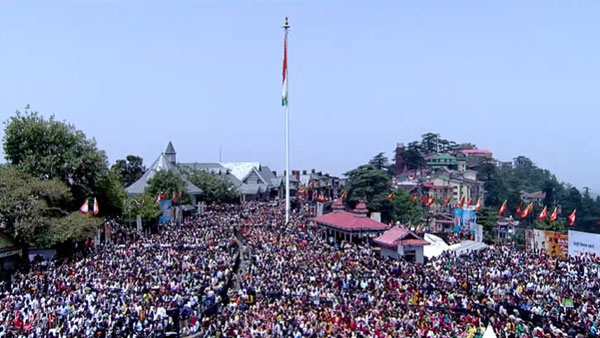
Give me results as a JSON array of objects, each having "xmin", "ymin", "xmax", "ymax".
[{"xmin": 1, "ymin": 1, "xmax": 599, "ymax": 192}]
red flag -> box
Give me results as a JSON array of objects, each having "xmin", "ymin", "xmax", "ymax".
[
  {"xmin": 515, "ymin": 202, "xmax": 523, "ymax": 217},
  {"xmin": 521, "ymin": 203, "xmax": 533, "ymax": 218},
  {"xmin": 465, "ymin": 198, "xmax": 472, "ymax": 208},
  {"xmin": 474, "ymin": 198, "xmax": 482, "ymax": 211},
  {"xmin": 340, "ymin": 191, "xmax": 347, "ymax": 201},
  {"xmin": 426, "ymin": 195, "xmax": 434, "ymax": 206},
  {"xmin": 93, "ymin": 197, "xmax": 99, "ymax": 216},
  {"xmin": 498, "ymin": 200, "xmax": 507, "ymax": 216},
  {"xmin": 443, "ymin": 196, "xmax": 450, "ymax": 206},
  {"xmin": 538, "ymin": 206, "xmax": 547, "ymax": 221},
  {"xmin": 80, "ymin": 200, "xmax": 89, "ymax": 214},
  {"xmin": 411, "ymin": 193, "xmax": 418, "ymax": 202},
  {"xmin": 420, "ymin": 195, "xmax": 426, "ymax": 203},
  {"xmin": 387, "ymin": 192, "xmax": 394, "ymax": 201},
  {"xmin": 549, "ymin": 207, "xmax": 557, "ymax": 222},
  {"xmin": 456, "ymin": 196, "xmax": 465, "ymax": 208},
  {"xmin": 568, "ymin": 209, "xmax": 576, "ymax": 226}
]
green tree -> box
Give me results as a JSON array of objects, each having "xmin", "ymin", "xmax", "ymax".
[
  {"xmin": 183, "ymin": 168, "xmax": 238, "ymax": 204},
  {"xmin": 144, "ymin": 170, "xmax": 187, "ymax": 200},
  {"xmin": 368, "ymin": 153, "xmax": 391, "ymax": 172},
  {"xmin": 123, "ymin": 194, "xmax": 162, "ymax": 227},
  {"xmin": 112, "ymin": 155, "xmax": 145, "ymax": 188},
  {"xmin": 403, "ymin": 142, "xmax": 426, "ymax": 170},
  {"xmin": 0, "ymin": 166, "xmax": 101, "ymax": 247},
  {"xmin": 3, "ymin": 110, "xmax": 109, "ymax": 208},
  {"xmin": 344, "ymin": 164, "xmax": 392, "ymax": 218},
  {"xmin": 390, "ymin": 189, "xmax": 423, "ymax": 225},
  {"xmin": 477, "ymin": 208, "xmax": 499, "ymax": 244},
  {"xmin": 96, "ymin": 168, "xmax": 126, "ymax": 217}
]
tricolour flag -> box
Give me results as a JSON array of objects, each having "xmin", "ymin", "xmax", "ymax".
[
  {"xmin": 498, "ymin": 200, "xmax": 507, "ymax": 216},
  {"xmin": 538, "ymin": 206, "xmax": 547, "ymax": 221},
  {"xmin": 568, "ymin": 209, "xmax": 576, "ymax": 226},
  {"xmin": 80, "ymin": 200, "xmax": 89, "ymax": 214},
  {"xmin": 549, "ymin": 207, "xmax": 558, "ymax": 222},
  {"xmin": 93, "ymin": 197, "xmax": 99, "ymax": 216},
  {"xmin": 282, "ymin": 26, "xmax": 289, "ymax": 107}
]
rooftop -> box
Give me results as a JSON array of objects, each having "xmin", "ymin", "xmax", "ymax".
[
  {"xmin": 373, "ymin": 227, "xmax": 429, "ymax": 248},
  {"xmin": 312, "ymin": 204, "xmax": 389, "ymax": 232}
]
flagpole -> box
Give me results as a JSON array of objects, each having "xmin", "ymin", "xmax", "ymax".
[{"xmin": 284, "ymin": 17, "xmax": 290, "ymax": 225}]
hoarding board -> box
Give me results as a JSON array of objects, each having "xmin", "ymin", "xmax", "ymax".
[{"xmin": 568, "ymin": 230, "xmax": 600, "ymax": 257}]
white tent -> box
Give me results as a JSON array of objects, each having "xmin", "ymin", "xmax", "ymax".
[
  {"xmin": 423, "ymin": 233, "xmax": 449, "ymax": 259},
  {"xmin": 482, "ymin": 324, "xmax": 497, "ymax": 338},
  {"xmin": 448, "ymin": 240, "xmax": 489, "ymax": 254}
]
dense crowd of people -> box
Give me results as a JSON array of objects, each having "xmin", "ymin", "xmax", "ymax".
[
  {"xmin": 0, "ymin": 214, "xmax": 238, "ymax": 337},
  {"xmin": 2, "ymin": 201, "xmax": 600, "ymax": 337}
]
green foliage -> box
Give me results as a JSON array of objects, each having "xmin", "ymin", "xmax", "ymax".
[
  {"xmin": 96, "ymin": 168, "xmax": 126, "ymax": 217},
  {"xmin": 183, "ymin": 168, "xmax": 238, "ymax": 204},
  {"xmin": 3, "ymin": 110, "xmax": 109, "ymax": 205},
  {"xmin": 0, "ymin": 166, "xmax": 102, "ymax": 247},
  {"xmin": 144, "ymin": 170, "xmax": 187, "ymax": 200},
  {"xmin": 477, "ymin": 208, "xmax": 500, "ymax": 244},
  {"xmin": 344, "ymin": 164, "xmax": 391, "ymax": 210},
  {"xmin": 345, "ymin": 153, "xmax": 423, "ymax": 224},
  {"xmin": 534, "ymin": 219, "xmax": 567, "ymax": 233},
  {"xmin": 368, "ymin": 153, "xmax": 391, "ymax": 173},
  {"xmin": 403, "ymin": 142, "xmax": 426, "ymax": 170},
  {"xmin": 124, "ymin": 194, "xmax": 162, "ymax": 227},
  {"xmin": 44, "ymin": 212, "xmax": 102, "ymax": 247},
  {"xmin": 390, "ymin": 189, "xmax": 423, "ymax": 225},
  {"xmin": 112, "ymin": 155, "xmax": 146, "ymax": 187}
]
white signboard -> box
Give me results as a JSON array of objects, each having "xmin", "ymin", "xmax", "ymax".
[{"xmin": 568, "ymin": 230, "xmax": 600, "ymax": 257}]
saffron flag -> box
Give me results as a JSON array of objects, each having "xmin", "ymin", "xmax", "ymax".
[
  {"xmin": 538, "ymin": 206, "xmax": 547, "ymax": 221},
  {"xmin": 465, "ymin": 198, "xmax": 472, "ymax": 209},
  {"xmin": 568, "ymin": 209, "xmax": 576, "ymax": 226},
  {"xmin": 474, "ymin": 199, "xmax": 482, "ymax": 211},
  {"xmin": 411, "ymin": 193, "xmax": 418, "ymax": 202},
  {"xmin": 516, "ymin": 202, "xmax": 523, "ymax": 217},
  {"xmin": 282, "ymin": 26, "xmax": 289, "ymax": 107},
  {"xmin": 498, "ymin": 200, "xmax": 507, "ymax": 216},
  {"xmin": 157, "ymin": 192, "xmax": 162, "ymax": 204},
  {"xmin": 443, "ymin": 196, "xmax": 450, "ymax": 206},
  {"xmin": 456, "ymin": 196, "xmax": 465, "ymax": 208},
  {"xmin": 80, "ymin": 200, "xmax": 89, "ymax": 214},
  {"xmin": 93, "ymin": 197, "xmax": 99, "ymax": 216},
  {"xmin": 340, "ymin": 191, "xmax": 347, "ymax": 201},
  {"xmin": 178, "ymin": 192, "xmax": 182, "ymax": 201},
  {"xmin": 426, "ymin": 195, "xmax": 434, "ymax": 206},
  {"xmin": 420, "ymin": 195, "xmax": 426, "ymax": 203},
  {"xmin": 521, "ymin": 203, "xmax": 533, "ymax": 218},
  {"xmin": 387, "ymin": 192, "xmax": 394, "ymax": 201},
  {"xmin": 549, "ymin": 207, "xmax": 558, "ymax": 222}
]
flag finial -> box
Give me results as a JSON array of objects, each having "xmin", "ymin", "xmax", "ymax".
[{"xmin": 283, "ymin": 17, "xmax": 290, "ymax": 29}]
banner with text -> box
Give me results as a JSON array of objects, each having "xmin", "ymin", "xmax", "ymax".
[
  {"xmin": 568, "ymin": 230, "xmax": 600, "ymax": 257},
  {"xmin": 532, "ymin": 229, "xmax": 568, "ymax": 257}
]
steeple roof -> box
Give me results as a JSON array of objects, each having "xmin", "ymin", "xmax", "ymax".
[{"xmin": 165, "ymin": 141, "xmax": 176, "ymax": 155}]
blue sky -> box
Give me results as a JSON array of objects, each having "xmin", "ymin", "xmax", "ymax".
[{"xmin": 1, "ymin": 1, "xmax": 598, "ymax": 191}]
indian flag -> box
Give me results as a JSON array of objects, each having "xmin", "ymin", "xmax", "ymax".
[{"xmin": 282, "ymin": 29, "xmax": 288, "ymax": 106}]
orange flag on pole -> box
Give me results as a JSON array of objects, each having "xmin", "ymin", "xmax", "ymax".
[{"xmin": 498, "ymin": 200, "xmax": 507, "ymax": 216}]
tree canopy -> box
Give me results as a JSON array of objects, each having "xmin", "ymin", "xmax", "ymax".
[
  {"xmin": 0, "ymin": 166, "xmax": 101, "ymax": 247},
  {"xmin": 144, "ymin": 170, "xmax": 187, "ymax": 201},
  {"xmin": 182, "ymin": 168, "xmax": 238, "ymax": 204},
  {"xmin": 112, "ymin": 155, "xmax": 146, "ymax": 188}
]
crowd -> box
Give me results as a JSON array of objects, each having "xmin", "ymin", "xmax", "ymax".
[
  {"xmin": 220, "ymin": 203, "xmax": 599, "ymax": 338},
  {"xmin": 0, "ymin": 214, "xmax": 238, "ymax": 337},
  {"xmin": 3, "ymin": 201, "xmax": 600, "ymax": 337}
]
